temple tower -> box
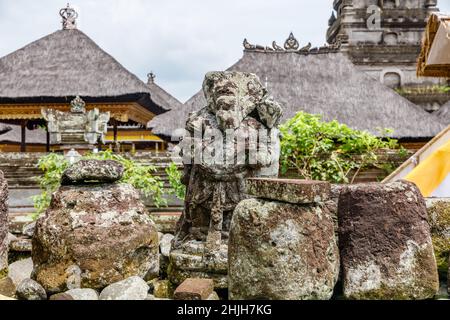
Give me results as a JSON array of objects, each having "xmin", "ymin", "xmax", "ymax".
[{"xmin": 327, "ymin": 0, "xmax": 448, "ymax": 111}]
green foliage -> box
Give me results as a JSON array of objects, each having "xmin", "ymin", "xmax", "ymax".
[
  {"xmin": 279, "ymin": 112, "xmax": 403, "ymax": 183},
  {"xmin": 32, "ymin": 150, "xmax": 170, "ymax": 219},
  {"xmin": 165, "ymin": 162, "xmax": 186, "ymax": 200}
]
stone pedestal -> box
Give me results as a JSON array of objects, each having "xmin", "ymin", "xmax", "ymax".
[
  {"xmin": 0, "ymin": 171, "xmax": 8, "ymax": 278},
  {"xmin": 338, "ymin": 180, "xmax": 439, "ymax": 300},
  {"xmin": 229, "ymin": 179, "xmax": 339, "ymax": 300}
]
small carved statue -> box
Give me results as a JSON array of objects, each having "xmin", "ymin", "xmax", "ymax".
[{"xmin": 173, "ymin": 72, "xmax": 283, "ymax": 256}]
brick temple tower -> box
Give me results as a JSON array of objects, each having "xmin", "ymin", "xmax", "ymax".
[{"xmin": 327, "ymin": 0, "xmax": 449, "ymax": 111}]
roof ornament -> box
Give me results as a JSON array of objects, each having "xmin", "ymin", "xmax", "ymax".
[
  {"xmin": 60, "ymin": 3, "xmax": 78, "ymax": 30},
  {"xmin": 147, "ymin": 72, "xmax": 156, "ymax": 84},
  {"xmin": 328, "ymin": 12, "xmax": 337, "ymax": 26},
  {"xmin": 70, "ymin": 96, "xmax": 86, "ymax": 113},
  {"xmin": 272, "ymin": 41, "xmax": 284, "ymax": 51},
  {"xmin": 284, "ymin": 32, "xmax": 299, "ymax": 50}
]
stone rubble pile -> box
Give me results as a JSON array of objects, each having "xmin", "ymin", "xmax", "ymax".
[{"xmin": 31, "ymin": 160, "xmax": 159, "ymax": 293}]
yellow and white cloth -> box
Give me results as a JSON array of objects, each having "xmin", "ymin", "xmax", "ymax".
[{"xmin": 405, "ymin": 140, "xmax": 450, "ymax": 197}]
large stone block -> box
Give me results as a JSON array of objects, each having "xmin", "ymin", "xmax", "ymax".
[
  {"xmin": 338, "ymin": 181, "xmax": 439, "ymax": 300},
  {"xmin": 246, "ymin": 178, "xmax": 330, "ymax": 204},
  {"xmin": 0, "ymin": 171, "xmax": 8, "ymax": 277},
  {"xmin": 426, "ymin": 198, "xmax": 450, "ymax": 276},
  {"xmin": 61, "ymin": 160, "xmax": 123, "ymax": 185},
  {"xmin": 32, "ymin": 183, "xmax": 159, "ymax": 293},
  {"xmin": 229, "ymin": 198, "xmax": 339, "ymax": 300}
]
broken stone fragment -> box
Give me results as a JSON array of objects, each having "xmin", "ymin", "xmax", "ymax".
[
  {"xmin": 32, "ymin": 183, "xmax": 159, "ymax": 292},
  {"xmin": 8, "ymin": 258, "xmax": 33, "ymax": 287},
  {"xmin": 245, "ymin": 178, "xmax": 330, "ymax": 204},
  {"xmin": 0, "ymin": 170, "xmax": 8, "ymax": 277},
  {"xmin": 22, "ymin": 222, "xmax": 36, "ymax": 238},
  {"xmin": 153, "ymin": 279, "xmax": 173, "ymax": 299},
  {"xmin": 16, "ymin": 278, "xmax": 47, "ymax": 300},
  {"xmin": 61, "ymin": 159, "xmax": 124, "ymax": 185},
  {"xmin": 9, "ymin": 237, "xmax": 32, "ymax": 253},
  {"xmin": 64, "ymin": 288, "xmax": 99, "ymax": 300},
  {"xmin": 173, "ymin": 278, "xmax": 214, "ymax": 300},
  {"xmin": 0, "ymin": 276, "xmax": 16, "ymax": 297},
  {"xmin": 99, "ymin": 276, "xmax": 149, "ymax": 300},
  {"xmin": 338, "ymin": 180, "xmax": 439, "ymax": 300},
  {"xmin": 229, "ymin": 198, "xmax": 339, "ymax": 300}
]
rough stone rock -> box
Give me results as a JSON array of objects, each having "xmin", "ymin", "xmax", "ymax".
[
  {"xmin": 206, "ymin": 291, "xmax": 220, "ymax": 300},
  {"xmin": 426, "ymin": 198, "xmax": 450, "ymax": 276},
  {"xmin": 173, "ymin": 278, "xmax": 214, "ymax": 300},
  {"xmin": 61, "ymin": 160, "xmax": 124, "ymax": 185},
  {"xmin": 99, "ymin": 276, "xmax": 149, "ymax": 300},
  {"xmin": 0, "ymin": 171, "xmax": 8, "ymax": 277},
  {"xmin": 65, "ymin": 288, "xmax": 99, "ymax": 300},
  {"xmin": 153, "ymin": 279, "xmax": 173, "ymax": 299},
  {"xmin": 49, "ymin": 293, "xmax": 74, "ymax": 300},
  {"xmin": 8, "ymin": 215, "xmax": 33, "ymax": 235},
  {"xmin": 246, "ymin": 178, "xmax": 330, "ymax": 204},
  {"xmin": 22, "ymin": 222, "xmax": 36, "ymax": 238},
  {"xmin": 0, "ymin": 294, "xmax": 15, "ymax": 300},
  {"xmin": 338, "ymin": 181, "xmax": 439, "ymax": 300},
  {"xmin": 229, "ymin": 198, "xmax": 339, "ymax": 300},
  {"xmin": 160, "ymin": 234, "xmax": 174, "ymax": 257},
  {"xmin": 16, "ymin": 278, "xmax": 47, "ymax": 300},
  {"xmin": 9, "ymin": 238, "xmax": 32, "ymax": 253},
  {"xmin": 8, "ymin": 258, "xmax": 33, "ymax": 287},
  {"xmin": 32, "ymin": 183, "xmax": 159, "ymax": 293},
  {"xmin": 0, "ymin": 277, "xmax": 16, "ymax": 297}
]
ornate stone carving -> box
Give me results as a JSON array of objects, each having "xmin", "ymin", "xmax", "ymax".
[
  {"xmin": 169, "ymin": 71, "xmax": 283, "ymax": 288},
  {"xmin": 42, "ymin": 96, "xmax": 110, "ymax": 146},
  {"xmin": 284, "ymin": 32, "xmax": 300, "ymax": 50},
  {"xmin": 60, "ymin": 4, "xmax": 78, "ymax": 30}
]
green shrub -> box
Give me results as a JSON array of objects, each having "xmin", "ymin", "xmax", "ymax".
[
  {"xmin": 32, "ymin": 150, "xmax": 178, "ymax": 219},
  {"xmin": 279, "ymin": 112, "xmax": 403, "ymax": 183}
]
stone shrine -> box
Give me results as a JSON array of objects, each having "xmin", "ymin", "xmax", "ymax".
[
  {"xmin": 42, "ymin": 96, "xmax": 110, "ymax": 151},
  {"xmin": 168, "ymin": 71, "xmax": 283, "ymax": 288}
]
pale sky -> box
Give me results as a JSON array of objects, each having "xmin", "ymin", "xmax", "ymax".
[{"xmin": 1, "ymin": 0, "xmax": 449, "ymax": 102}]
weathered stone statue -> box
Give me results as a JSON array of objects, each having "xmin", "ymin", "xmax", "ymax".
[
  {"xmin": 42, "ymin": 96, "xmax": 110, "ymax": 147},
  {"xmin": 169, "ymin": 71, "xmax": 283, "ymax": 287},
  {"xmin": 0, "ymin": 171, "xmax": 8, "ymax": 277}
]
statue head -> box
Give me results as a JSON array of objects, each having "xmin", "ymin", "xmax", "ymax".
[{"xmin": 203, "ymin": 72, "xmax": 265, "ymax": 131}]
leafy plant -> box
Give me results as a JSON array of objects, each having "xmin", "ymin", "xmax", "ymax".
[
  {"xmin": 279, "ymin": 112, "xmax": 403, "ymax": 183},
  {"xmin": 32, "ymin": 150, "xmax": 170, "ymax": 219},
  {"xmin": 165, "ymin": 162, "xmax": 186, "ymax": 200}
]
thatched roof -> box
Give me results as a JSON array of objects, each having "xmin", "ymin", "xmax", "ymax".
[
  {"xmin": 434, "ymin": 102, "xmax": 450, "ymax": 124},
  {"xmin": 0, "ymin": 125, "xmax": 46, "ymax": 144},
  {"xmin": 417, "ymin": 13, "xmax": 450, "ymax": 78},
  {"xmin": 150, "ymin": 50, "xmax": 446, "ymax": 140},
  {"xmin": 146, "ymin": 76, "xmax": 183, "ymax": 115},
  {"xmin": 0, "ymin": 29, "xmax": 167, "ymax": 115}
]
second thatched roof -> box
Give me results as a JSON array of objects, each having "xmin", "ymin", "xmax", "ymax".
[{"xmin": 149, "ymin": 50, "xmax": 446, "ymax": 140}]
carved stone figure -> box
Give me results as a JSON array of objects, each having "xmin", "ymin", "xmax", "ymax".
[{"xmin": 169, "ymin": 71, "xmax": 283, "ymax": 287}]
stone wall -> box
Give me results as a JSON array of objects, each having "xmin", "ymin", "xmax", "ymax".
[{"xmin": 0, "ymin": 170, "xmax": 8, "ymax": 276}]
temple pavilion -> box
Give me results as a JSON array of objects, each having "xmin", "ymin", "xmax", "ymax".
[{"xmin": 0, "ymin": 4, "xmax": 179, "ymax": 152}]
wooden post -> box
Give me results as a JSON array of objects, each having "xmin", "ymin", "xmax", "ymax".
[
  {"xmin": 46, "ymin": 125, "xmax": 50, "ymax": 152},
  {"xmin": 113, "ymin": 120, "xmax": 119, "ymax": 152},
  {"xmin": 20, "ymin": 120, "xmax": 27, "ymax": 152}
]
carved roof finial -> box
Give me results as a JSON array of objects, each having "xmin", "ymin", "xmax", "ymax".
[
  {"xmin": 60, "ymin": 3, "xmax": 78, "ymax": 30},
  {"xmin": 284, "ymin": 32, "xmax": 299, "ymax": 51},
  {"xmin": 147, "ymin": 72, "xmax": 156, "ymax": 84},
  {"xmin": 70, "ymin": 96, "xmax": 86, "ymax": 113}
]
